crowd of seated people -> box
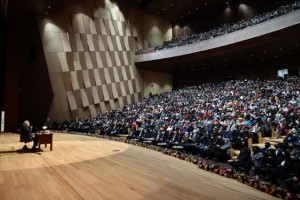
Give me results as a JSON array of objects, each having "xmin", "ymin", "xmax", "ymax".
[
  {"xmin": 154, "ymin": 0, "xmax": 300, "ymax": 51},
  {"xmin": 54, "ymin": 79, "xmax": 300, "ymax": 194}
]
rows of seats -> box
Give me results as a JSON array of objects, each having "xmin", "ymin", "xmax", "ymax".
[{"xmin": 54, "ymin": 79, "xmax": 300, "ymax": 196}]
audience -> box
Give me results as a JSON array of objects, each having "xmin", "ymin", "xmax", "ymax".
[{"xmin": 53, "ymin": 78, "xmax": 300, "ymax": 195}]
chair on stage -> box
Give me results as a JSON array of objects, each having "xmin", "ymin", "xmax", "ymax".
[
  {"xmin": 19, "ymin": 129, "xmax": 33, "ymax": 152},
  {"xmin": 18, "ymin": 126, "xmax": 38, "ymax": 153}
]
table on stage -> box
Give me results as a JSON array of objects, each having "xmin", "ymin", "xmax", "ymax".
[{"xmin": 36, "ymin": 133, "xmax": 53, "ymax": 151}]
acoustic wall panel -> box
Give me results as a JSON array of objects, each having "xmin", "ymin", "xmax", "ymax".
[
  {"xmin": 116, "ymin": 36, "xmax": 123, "ymax": 51},
  {"xmin": 104, "ymin": 68, "xmax": 112, "ymax": 84},
  {"xmin": 128, "ymin": 80, "xmax": 134, "ymax": 94},
  {"xmin": 60, "ymin": 33, "xmax": 72, "ymax": 52},
  {"xmin": 62, "ymin": 72, "xmax": 72, "ymax": 91},
  {"xmin": 70, "ymin": 71, "xmax": 80, "ymax": 90},
  {"xmin": 93, "ymin": 69, "xmax": 102, "ymax": 86},
  {"xmin": 108, "ymin": 20, "xmax": 116, "ymax": 35},
  {"xmin": 102, "ymin": 85, "xmax": 110, "ymax": 101},
  {"xmin": 113, "ymin": 52, "xmax": 121, "ymax": 67},
  {"xmin": 99, "ymin": 19, "xmax": 108, "ymax": 35},
  {"xmin": 105, "ymin": 52, "xmax": 113, "ymax": 67},
  {"xmin": 111, "ymin": 6, "xmax": 117, "ymax": 21},
  {"xmin": 97, "ymin": 35, "xmax": 106, "ymax": 51},
  {"xmin": 100, "ymin": 102, "xmax": 106, "ymax": 113},
  {"xmin": 74, "ymin": 34, "xmax": 84, "ymax": 52},
  {"xmin": 111, "ymin": 83, "xmax": 119, "ymax": 99},
  {"xmin": 92, "ymin": 86, "xmax": 100, "ymax": 104},
  {"xmin": 108, "ymin": 67, "xmax": 115, "ymax": 83},
  {"xmin": 42, "ymin": 32, "xmax": 64, "ymax": 53},
  {"xmin": 92, "ymin": 35, "xmax": 100, "ymax": 51},
  {"xmin": 117, "ymin": 22, "xmax": 124, "ymax": 36},
  {"xmin": 82, "ymin": 70, "xmax": 92, "ymax": 88},
  {"xmin": 66, "ymin": 91, "xmax": 78, "ymax": 111},
  {"xmin": 45, "ymin": 53, "xmax": 61, "ymax": 74},
  {"xmin": 80, "ymin": 89, "xmax": 90, "ymax": 107},
  {"xmin": 129, "ymin": 65, "xmax": 135, "ymax": 80},
  {"xmin": 123, "ymin": 51, "xmax": 129, "ymax": 66},
  {"xmin": 73, "ymin": 52, "xmax": 82, "ymax": 71},
  {"xmin": 95, "ymin": 52, "xmax": 104, "ymax": 68},
  {"xmin": 118, "ymin": 97, "xmax": 124, "ymax": 108},
  {"xmin": 83, "ymin": 15, "xmax": 91, "ymax": 34},
  {"xmin": 89, "ymin": 105, "xmax": 97, "ymax": 118},
  {"xmin": 79, "ymin": 52, "xmax": 87, "ymax": 70},
  {"xmin": 107, "ymin": 36, "xmax": 114, "ymax": 51},
  {"xmin": 84, "ymin": 52, "xmax": 94, "ymax": 69},
  {"xmin": 66, "ymin": 53, "xmax": 75, "ymax": 71},
  {"xmin": 125, "ymin": 23, "xmax": 131, "ymax": 36},
  {"xmin": 90, "ymin": 20, "xmax": 97, "ymax": 34},
  {"xmin": 88, "ymin": 70, "xmax": 96, "ymax": 86},
  {"xmin": 86, "ymin": 88, "xmax": 94, "ymax": 106},
  {"xmin": 40, "ymin": 0, "xmax": 144, "ymax": 121},
  {"xmin": 86, "ymin": 34, "xmax": 95, "ymax": 51},
  {"xmin": 120, "ymin": 81, "xmax": 127, "ymax": 97},
  {"xmin": 80, "ymin": 34, "xmax": 89, "ymax": 52},
  {"xmin": 121, "ymin": 66, "xmax": 128, "ymax": 81},
  {"xmin": 135, "ymin": 79, "xmax": 141, "ymax": 93},
  {"xmin": 58, "ymin": 53, "xmax": 70, "ymax": 72}
]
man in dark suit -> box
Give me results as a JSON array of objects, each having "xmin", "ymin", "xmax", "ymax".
[
  {"xmin": 19, "ymin": 120, "xmax": 39, "ymax": 152},
  {"xmin": 232, "ymin": 140, "xmax": 252, "ymax": 174},
  {"xmin": 274, "ymin": 142, "xmax": 284, "ymax": 165}
]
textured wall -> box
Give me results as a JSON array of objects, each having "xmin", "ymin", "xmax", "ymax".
[
  {"xmin": 141, "ymin": 70, "xmax": 173, "ymax": 97},
  {"xmin": 39, "ymin": 0, "xmax": 144, "ymax": 122},
  {"xmin": 143, "ymin": 13, "xmax": 172, "ymax": 48}
]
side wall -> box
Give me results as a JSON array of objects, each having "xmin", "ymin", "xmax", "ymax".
[
  {"xmin": 39, "ymin": 0, "xmax": 146, "ymax": 122},
  {"xmin": 143, "ymin": 13, "xmax": 172, "ymax": 48},
  {"xmin": 141, "ymin": 70, "xmax": 173, "ymax": 97}
]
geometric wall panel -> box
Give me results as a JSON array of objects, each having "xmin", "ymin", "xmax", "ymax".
[{"xmin": 40, "ymin": 0, "xmax": 144, "ymax": 121}]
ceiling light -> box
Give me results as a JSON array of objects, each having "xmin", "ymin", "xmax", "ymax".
[{"xmin": 48, "ymin": 6, "xmax": 51, "ymax": 8}]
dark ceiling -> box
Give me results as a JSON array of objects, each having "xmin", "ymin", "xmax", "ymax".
[
  {"xmin": 124, "ymin": 0, "xmax": 294, "ymax": 23},
  {"xmin": 27, "ymin": 0, "xmax": 295, "ymax": 24}
]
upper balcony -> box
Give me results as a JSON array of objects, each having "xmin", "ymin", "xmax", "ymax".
[{"xmin": 135, "ymin": 10, "xmax": 300, "ymax": 70}]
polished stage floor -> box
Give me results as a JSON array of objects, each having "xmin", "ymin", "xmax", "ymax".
[{"xmin": 0, "ymin": 133, "xmax": 277, "ymax": 200}]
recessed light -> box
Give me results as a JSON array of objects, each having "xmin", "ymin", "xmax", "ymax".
[{"xmin": 48, "ymin": 6, "xmax": 51, "ymax": 8}]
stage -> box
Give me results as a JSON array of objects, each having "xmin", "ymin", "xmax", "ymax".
[{"xmin": 0, "ymin": 133, "xmax": 277, "ymax": 200}]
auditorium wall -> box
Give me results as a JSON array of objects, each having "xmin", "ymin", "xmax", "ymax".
[
  {"xmin": 38, "ymin": 0, "xmax": 148, "ymax": 122},
  {"xmin": 141, "ymin": 70, "xmax": 173, "ymax": 97},
  {"xmin": 143, "ymin": 13, "xmax": 172, "ymax": 48}
]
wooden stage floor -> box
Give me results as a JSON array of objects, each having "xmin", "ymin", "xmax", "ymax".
[{"xmin": 0, "ymin": 133, "xmax": 277, "ymax": 200}]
